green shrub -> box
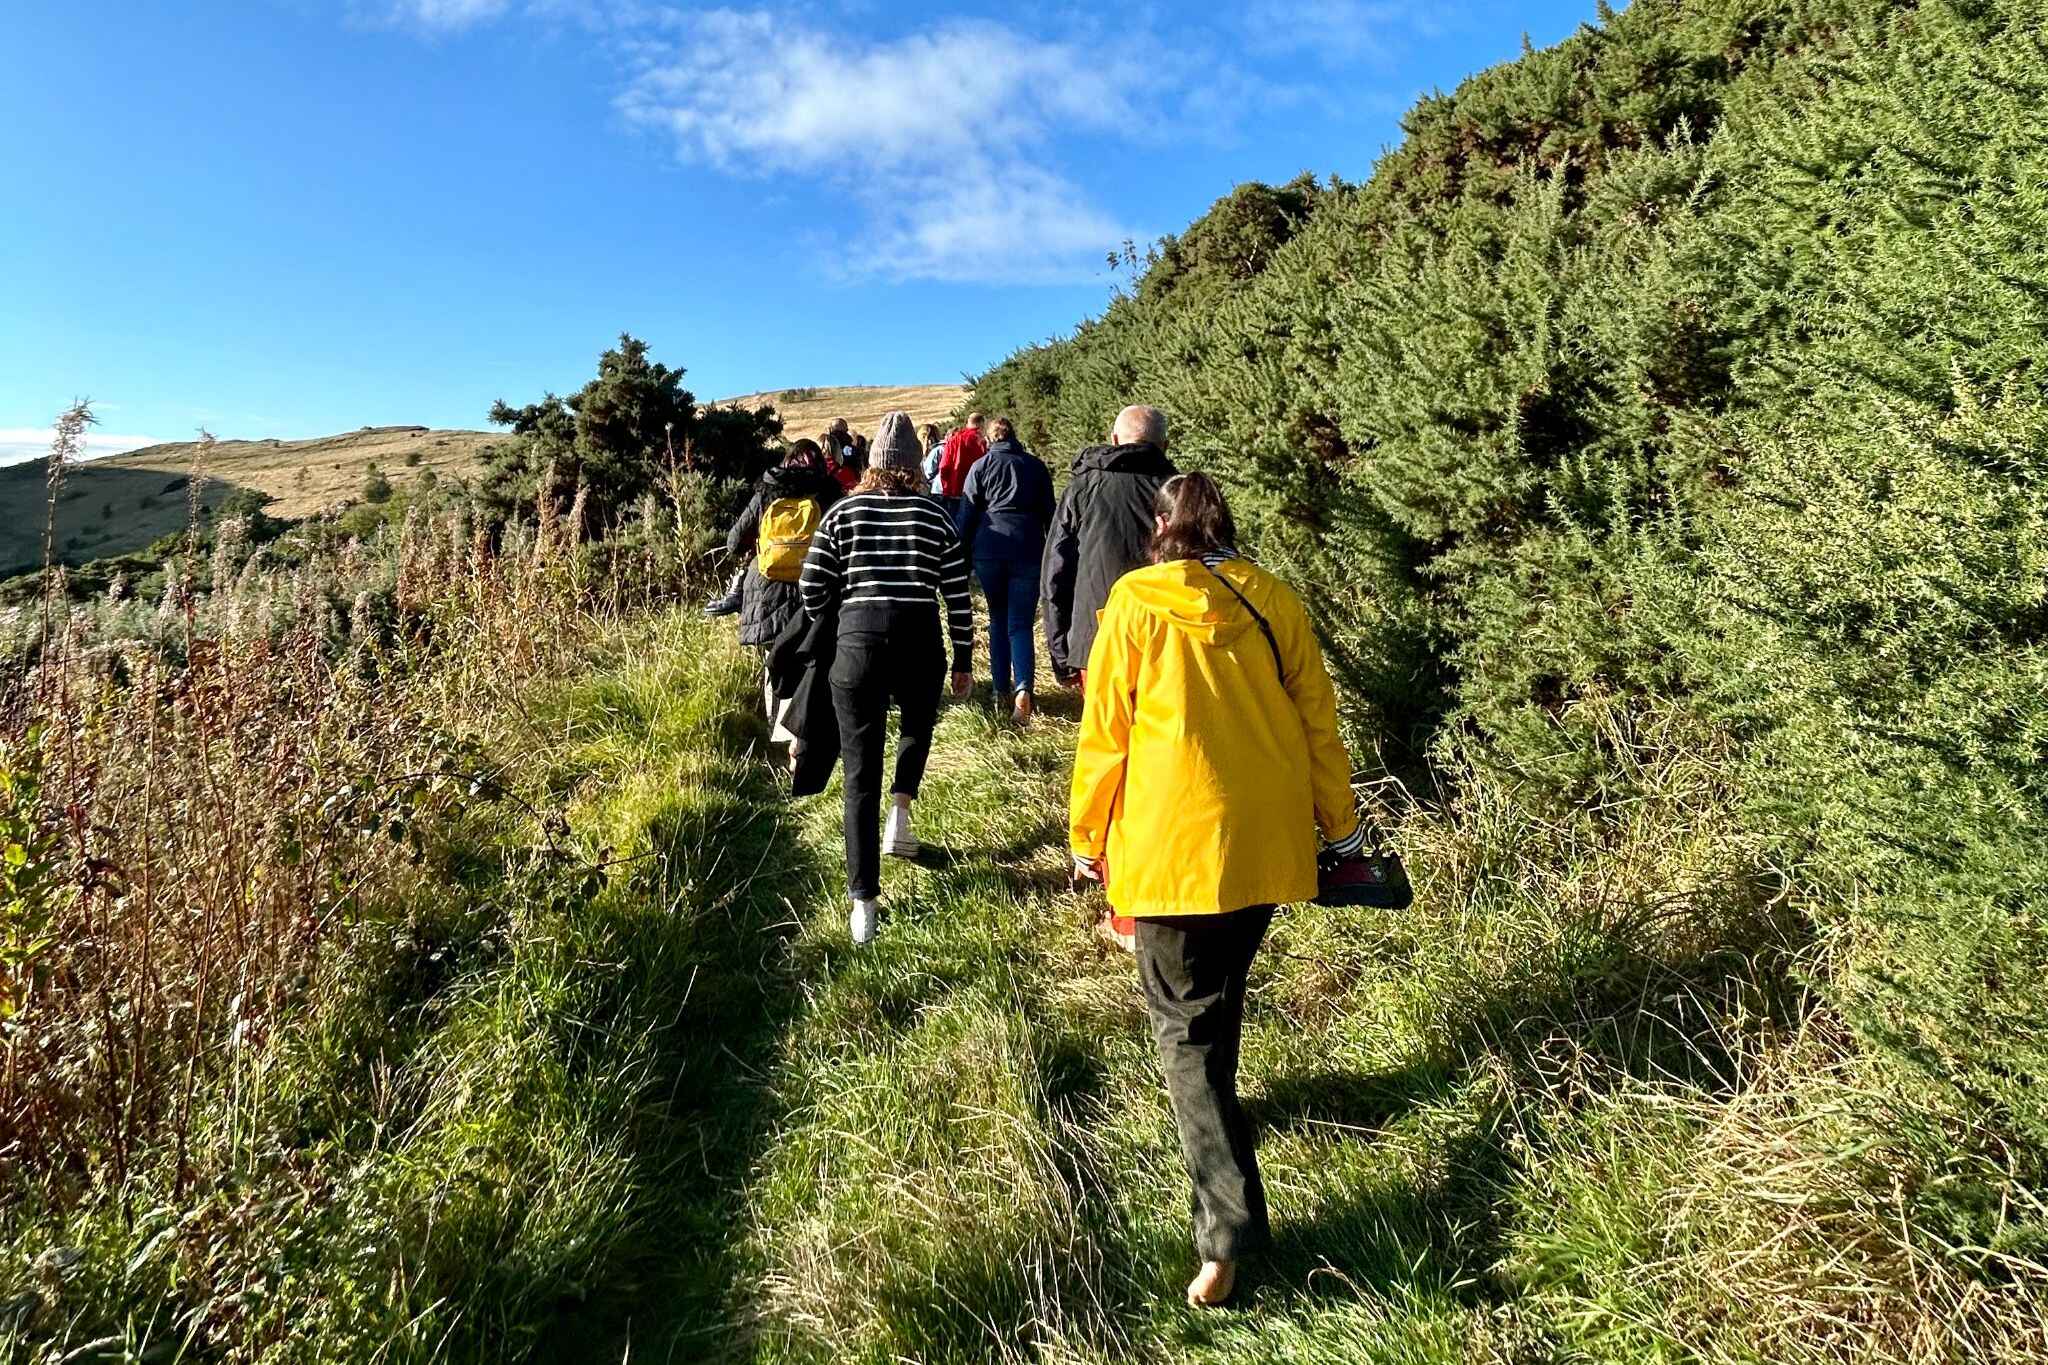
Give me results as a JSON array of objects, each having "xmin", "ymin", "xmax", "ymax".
[{"xmin": 969, "ymin": 0, "xmax": 2048, "ymax": 1253}]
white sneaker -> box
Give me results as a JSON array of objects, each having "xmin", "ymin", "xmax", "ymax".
[
  {"xmin": 850, "ymin": 897, "xmax": 880, "ymax": 945},
  {"xmin": 883, "ymin": 804, "xmax": 920, "ymax": 858}
]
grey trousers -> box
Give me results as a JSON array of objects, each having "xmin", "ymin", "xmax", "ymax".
[{"xmin": 1134, "ymin": 905, "xmax": 1276, "ymax": 1262}]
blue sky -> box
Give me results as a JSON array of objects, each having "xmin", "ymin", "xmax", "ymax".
[{"xmin": 1, "ymin": 0, "xmax": 1597, "ymax": 462}]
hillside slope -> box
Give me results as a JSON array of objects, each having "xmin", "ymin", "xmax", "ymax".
[
  {"xmin": 972, "ymin": 0, "xmax": 2048, "ymax": 1339},
  {"xmin": 0, "ymin": 427, "xmax": 500, "ymax": 575},
  {"xmin": 4, "ymin": 385, "xmax": 964, "ymax": 578},
  {"xmin": 711, "ymin": 383, "xmax": 965, "ymax": 441}
]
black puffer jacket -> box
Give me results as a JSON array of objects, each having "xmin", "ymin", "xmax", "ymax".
[
  {"xmin": 727, "ymin": 464, "xmax": 842, "ymax": 646},
  {"xmin": 1040, "ymin": 441, "xmax": 1178, "ymax": 676}
]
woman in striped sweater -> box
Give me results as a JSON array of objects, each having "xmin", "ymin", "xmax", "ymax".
[{"xmin": 800, "ymin": 411, "xmax": 974, "ymax": 944}]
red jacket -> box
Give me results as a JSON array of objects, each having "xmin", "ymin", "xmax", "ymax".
[{"xmin": 937, "ymin": 427, "xmax": 988, "ymax": 498}]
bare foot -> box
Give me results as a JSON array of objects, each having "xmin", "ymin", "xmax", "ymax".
[{"xmin": 1186, "ymin": 1260, "xmax": 1235, "ymax": 1307}]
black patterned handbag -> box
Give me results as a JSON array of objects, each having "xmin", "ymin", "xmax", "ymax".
[{"xmin": 1315, "ymin": 846, "xmax": 1413, "ymax": 910}]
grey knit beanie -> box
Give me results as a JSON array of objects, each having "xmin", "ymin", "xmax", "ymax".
[{"xmin": 872, "ymin": 410, "xmax": 923, "ymax": 472}]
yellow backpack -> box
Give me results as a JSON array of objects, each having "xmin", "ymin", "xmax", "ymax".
[{"xmin": 757, "ymin": 497, "xmax": 823, "ymax": 581}]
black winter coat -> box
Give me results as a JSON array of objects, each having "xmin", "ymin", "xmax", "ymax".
[
  {"xmin": 726, "ymin": 464, "xmax": 842, "ymax": 646},
  {"xmin": 1040, "ymin": 441, "xmax": 1178, "ymax": 676},
  {"xmin": 955, "ymin": 438, "xmax": 1055, "ymax": 563}
]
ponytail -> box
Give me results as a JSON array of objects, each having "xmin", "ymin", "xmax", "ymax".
[{"xmin": 1150, "ymin": 472, "xmax": 1237, "ymax": 563}]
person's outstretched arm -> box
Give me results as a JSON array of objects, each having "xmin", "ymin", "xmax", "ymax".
[
  {"xmin": 1069, "ymin": 589, "xmax": 1136, "ymax": 865},
  {"xmin": 798, "ymin": 509, "xmax": 843, "ymax": 619},
  {"xmin": 1041, "ymin": 481, "xmax": 1083, "ymax": 676},
  {"xmin": 1274, "ymin": 579, "xmax": 1363, "ymax": 849}
]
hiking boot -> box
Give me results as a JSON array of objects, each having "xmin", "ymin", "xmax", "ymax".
[
  {"xmin": 703, "ymin": 570, "xmax": 744, "ymax": 617},
  {"xmin": 850, "ymin": 896, "xmax": 880, "ymax": 945},
  {"xmin": 883, "ymin": 803, "xmax": 920, "ymax": 859},
  {"xmin": 1012, "ymin": 690, "xmax": 1034, "ymax": 726}
]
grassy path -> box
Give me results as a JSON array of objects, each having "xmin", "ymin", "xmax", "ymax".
[
  {"xmin": 572, "ymin": 621, "xmax": 1523, "ymax": 1364},
  {"xmin": 503, "ymin": 610, "xmax": 1831, "ymax": 1364}
]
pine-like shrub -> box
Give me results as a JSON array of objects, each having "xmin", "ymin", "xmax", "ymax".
[{"xmin": 969, "ymin": 0, "xmax": 2048, "ymax": 1255}]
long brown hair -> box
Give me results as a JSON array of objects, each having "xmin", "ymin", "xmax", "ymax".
[
  {"xmin": 855, "ymin": 466, "xmax": 925, "ymax": 495},
  {"xmin": 1150, "ymin": 472, "xmax": 1236, "ymax": 563}
]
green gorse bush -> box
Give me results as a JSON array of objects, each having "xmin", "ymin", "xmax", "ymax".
[{"xmin": 970, "ymin": 0, "xmax": 2048, "ymax": 1260}]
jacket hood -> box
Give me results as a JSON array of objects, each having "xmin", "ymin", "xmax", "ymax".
[
  {"xmin": 985, "ymin": 438, "xmax": 1034, "ymax": 462},
  {"xmin": 1073, "ymin": 441, "xmax": 1174, "ymax": 476},
  {"xmin": 765, "ymin": 463, "xmax": 834, "ymax": 498},
  {"xmin": 1118, "ymin": 559, "xmax": 1257, "ymax": 647}
]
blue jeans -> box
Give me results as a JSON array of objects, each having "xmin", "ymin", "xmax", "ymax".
[{"xmin": 975, "ymin": 556, "xmax": 1041, "ymax": 700}]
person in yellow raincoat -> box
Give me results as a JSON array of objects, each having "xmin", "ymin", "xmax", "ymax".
[{"xmin": 1069, "ymin": 470, "xmax": 1364, "ymax": 1308}]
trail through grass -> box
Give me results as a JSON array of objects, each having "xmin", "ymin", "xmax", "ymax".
[
  {"xmin": 584, "ymin": 611, "xmax": 2014, "ymax": 1364},
  {"xmin": 236, "ymin": 602, "xmax": 1982, "ymax": 1365},
  {"xmin": 591, "ymin": 628, "xmax": 1545, "ymax": 1363}
]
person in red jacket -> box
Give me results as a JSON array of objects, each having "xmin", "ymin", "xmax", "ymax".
[{"xmin": 936, "ymin": 413, "xmax": 988, "ymax": 512}]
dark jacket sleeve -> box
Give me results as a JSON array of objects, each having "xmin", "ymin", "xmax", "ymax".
[
  {"xmin": 1030, "ymin": 461, "xmax": 1056, "ymax": 531},
  {"xmin": 1041, "ymin": 476, "xmax": 1085, "ymax": 675},
  {"xmin": 725, "ymin": 486, "xmax": 766, "ymax": 560},
  {"xmin": 954, "ymin": 460, "xmax": 985, "ymax": 555}
]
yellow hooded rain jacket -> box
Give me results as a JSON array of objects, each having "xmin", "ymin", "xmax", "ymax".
[{"xmin": 1068, "ymin": 556, "xmax": 1360, "ymax": 917}]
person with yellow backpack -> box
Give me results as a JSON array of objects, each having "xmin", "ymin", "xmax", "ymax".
[{"xmin": 724, "ymin": 439, "xmax": 844, "ymax": 735}]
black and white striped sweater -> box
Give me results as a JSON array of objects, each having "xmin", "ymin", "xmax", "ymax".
[{"xmin": 800, "ymin": 492, "xmax": 974, "ymax": 668}]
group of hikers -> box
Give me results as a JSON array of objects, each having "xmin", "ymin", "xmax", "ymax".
[{"xmin": 708, "ymin": 404, "xmax": 1373, "ymax": 1309}]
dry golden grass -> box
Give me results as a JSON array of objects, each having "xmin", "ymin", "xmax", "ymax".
[
  {"xmin": 0, "ymin": 427, "xmax": 500, "ymax": 573},
  {"xmin": 106, "ymin": 426, "xmax": 502, "ymax": 519},
  {"xmin": 712, "ymin": 384, "xmax": 966, "ymax": 443},
  {"xmin": 2, "ymin": 387, "xmax": 964, "ymax": 577}
]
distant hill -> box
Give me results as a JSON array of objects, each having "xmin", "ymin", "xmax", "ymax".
[
  {"xmin": 2, "ymin": 386, "xmax": 968, "ymax": 578},
  {"xmin": 712, "ymin": 384, "xmax": 965, "ymax": 443},
  {"xmin": 0, "ymin": 426, "xmax": 501, "ymax": 577}
]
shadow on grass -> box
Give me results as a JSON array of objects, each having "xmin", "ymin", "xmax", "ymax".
[
  {"xmin": 905, "ymin": 843, "xmax": 965, "ymax": 871},
  {"xmin": 1225, "ymin": 901, "xmax": 1808, "ymax": 1318},
  {"xmin": 1256, "ymin": 1114, "xmax": 1515, "ymax": 1310},
  {"xmin": 529, "ymin": 708, "xmax": 838, "ymax": 1364}
]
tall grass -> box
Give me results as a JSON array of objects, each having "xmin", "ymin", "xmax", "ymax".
[
  {"xmin": 7, "ymin": 447, "xmax": 2043, "ymax": 1358},
  {"xmin": 717, "ymin": 683, "xmax": 2047, "ymax": 1364},
  {"xmin": 0, "ymin": 422, "xmax": 744, "ymax": 1359}
]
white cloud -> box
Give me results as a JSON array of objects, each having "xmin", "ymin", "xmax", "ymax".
[
  {"xmin": 1242, "ymin": 1, "xmax": 1413, "ymax": 61},
  {"xmin": 855, "ymin": 164, "xmax": 1136, "ymax": 285},
  {"xmin": 0, "ymin": 428, "xmax": 171, "ymax": 467},
  {"xmin": 373, "ymin": 2, "xmax": 1430, "ymax": 282},
  {"xmin": 384, "ymin": 0, "xmax": 512, "ymax": 31},
  {"xmin": 616, "ymin": 9, "xmax": 1151, "ymax": 283},
  {"xmin": 621, "ymin": 12, "xmax": 1142, "ymax": 173}
]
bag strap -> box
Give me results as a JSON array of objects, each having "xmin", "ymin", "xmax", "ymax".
[
  {"xmin": 1202, "ymin": 559, "xmax": 1286, "ymax": 685},
  {"xmin": 1203, "ymin": 559, "xmax": 1383, "ymax": 857}
]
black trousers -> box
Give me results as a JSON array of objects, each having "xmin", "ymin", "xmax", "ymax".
[
  {"xmin": 830, "ymin": 621, "xmax": 943, "ymax": 899},
  {"xmin": 1135, "ymin": 905, "xmax": 1276, "ymax": 1262}
]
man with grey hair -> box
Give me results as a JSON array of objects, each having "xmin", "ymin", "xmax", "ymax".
[{"xmin": 1041, "ymin": 403, "xmax": 1179, "ymax": 688}]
